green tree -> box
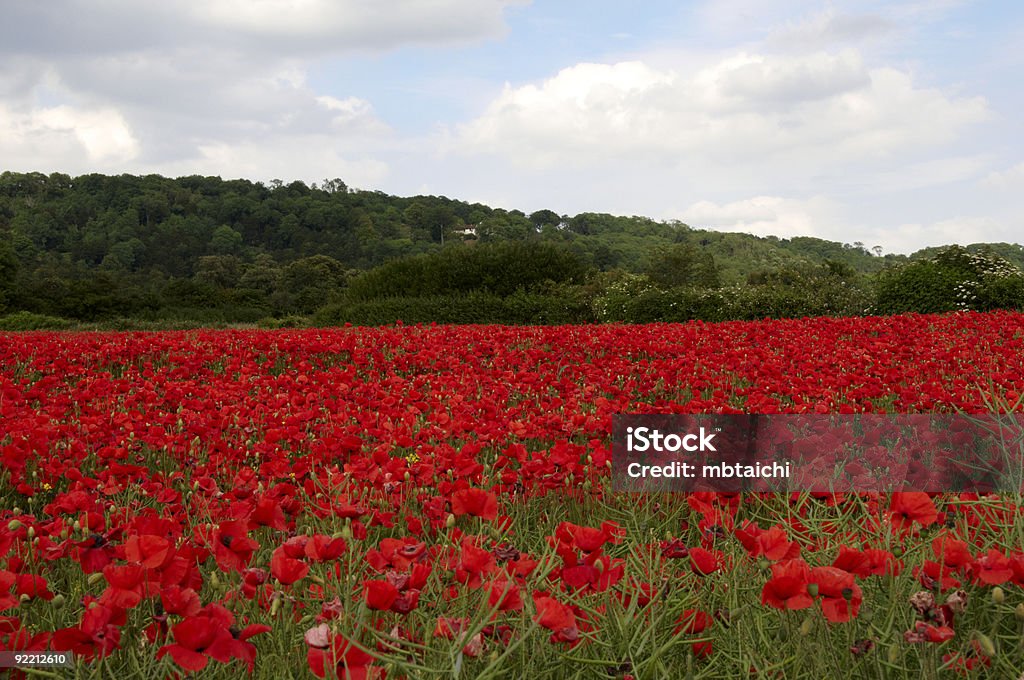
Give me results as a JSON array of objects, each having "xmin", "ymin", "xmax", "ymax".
[
  {"xmin": 645, "ymin": 243, "xmax": 721, "ymax": 289},
  {"xmin": 210, "ymin": 225, "xmax": 243, "ymax": 255},
  {"xmin": 274, "ymin": 255, "xmax": 348, "ymax": 314}
]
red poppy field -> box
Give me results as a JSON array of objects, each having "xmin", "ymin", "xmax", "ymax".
[{"xmin": 2, "ymin": 312, "xmax": 1024, "ymax": 678}]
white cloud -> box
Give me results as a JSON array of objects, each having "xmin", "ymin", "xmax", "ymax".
[
  {"xmin": 158, "ymin": 137, "xmax": 390, "ymax": 188},
  {"xmin": 984, "ymin": 162, "xmax": 1024, "ymax": 189},
  {"xmin": 678, "ymin": 196, "xmax": 837, "ymax": 239},
  {"xmin": 0, "ymin": 102, "xmax": 139, "ymax": 171},
  {"xmin": 0, "ymin": 1, "xmax": 526, "ymax": 58},
  {"xmin": 859, "ymin": 216, "xmax": 1003, "ymax": 254},
  {"xmin": 186, "ymin": 0, "xmax": 525, "ymax": 51},
  {"xmin": 768, "ymin": 9, "xmax": 893, "ymax": 49},
  {"xmin": 455, "ymin": 51, "xmax": 989, "ymax": 171},
  {"xmin": 0, "ymin": 0, "xmax": 520, "ymax": 177}
]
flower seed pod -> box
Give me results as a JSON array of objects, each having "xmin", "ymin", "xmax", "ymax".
[
  {"xmin": 799, "ymin": 617, "xmax": 814, "ymax": 636},
  {"xmin": 1015, "ymin": 603, "xmax": 1024, "ymax": 621},
  {"xmin": 992, "ymin": 587, "xmax": 1006, "ymax": 605},
  {"xmin": 445, "ymin": 513, "xmax": 456, "ymax": 529},
  {"xmin": 974, "ymin": 632, "xmax": 996, "ymax": 657},
  {"xmin": 6, "ymin": 519, "xmax": 23, "ymax": 531},
  {"xmin": 806, "ymin": 583, "xmax": 819, "ymax": 597}
]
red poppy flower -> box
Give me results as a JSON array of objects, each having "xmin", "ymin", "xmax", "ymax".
[
  {"xmin": 451, "ymin": 488, "xmax": 498, "ymax": 521},
  {"xmin": 688, "ymin": 547, "xmax": 722, "ymax": 576},
  {"xmin": 889, "ymin": 493, "xmax": 938, "ymax": 529},
  {"xmin": 761, "ymin": 559, "xmax": 814, "ymax": 611},
  {"xmin": 808, "ymin": 566, "xmax": 862, "ymax": 623},
  {"xmin": 487, "ymin": 579, "xmax": 523, "ymax": 612},
  {"xmin": 307, "ymin": 632, "xmax": 377, "ymax": 679},
  {"xmin": 533, "ymin": 593, "xmax": 579, "ymax": 644},
  {"xmin": 52, "ymin": 603, "xmax": 125, "ymax": 660},
  {"xmin": 364, "ymin": 580, "xmax": 400, "ymax": 611},
  {"xmin": 270, "ymin": 546, "xmax": 309, "ymax": 586},
  {"xmin": 209, "ymin": 521, "xmax": 259, "ymax": 573}
]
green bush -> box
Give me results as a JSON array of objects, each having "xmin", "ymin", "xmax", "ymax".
[
  {"xmin": 0, "ymin": 311, "xmax": 75, "ymax": 331},
  {"xmin": 257, "ymin": 316, "xmax": 309, "ymax": 329},
  {"xmin": 874, "ymin": 246, "xmax": 1024, "ymax": 314},
  {"xmin": 315, "ymin": 291, "xmax": 594, "ymax": 326},
  {"xmin": 345, "ymin": 242, "xmax": 592, "ymax": 301},
  {"xmin": 594, "ymin": 263, "xmax": 871, "ymax": 323},
  {"xmin": 974, "ymin": 274, "xmax": 1024, "ymax": 311}
]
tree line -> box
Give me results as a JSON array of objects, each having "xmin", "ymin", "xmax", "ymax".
[{"xmin": 1, "ymin": 171, "xmax": 1022, "ymax": 328}]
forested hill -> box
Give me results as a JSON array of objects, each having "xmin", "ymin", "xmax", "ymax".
[{"xmin": 0, "ymin": 171, "xmax": 1021, "ymax": 324}]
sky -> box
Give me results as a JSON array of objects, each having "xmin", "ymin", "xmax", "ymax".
[{"xmin": 1, "ymin": 0, "xmax": 1022, "ymax": 253}]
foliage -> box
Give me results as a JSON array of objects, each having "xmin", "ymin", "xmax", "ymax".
[
  {"xmin": 644, "ymin": 242, "xmax": 721, "ymax": 289},
  {"xmin": 344, "ymin": 241, "xmax": 591, "ymax": 301},
  {"xmin": 0, "ymin": 310, "xmax": 74, "ymax": 330},
  {"xmin": 1, "ymin": 171, "xmax": 1020, "ymax": 325},
  {"xmin": 875, "ymin": 246, "xmax": 1024, "ymax": 315},
  {"xmin": 594, "ymin": 263, "xmax": 872, "ymax": 323},
  {"xmin": 316, "ymin": 289, "xmax": 595, "ymax": 326}
]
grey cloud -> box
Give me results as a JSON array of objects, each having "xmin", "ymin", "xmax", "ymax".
[{"xmin": 0, "ymin": 1, "xmax": 523, "ymax": 59}]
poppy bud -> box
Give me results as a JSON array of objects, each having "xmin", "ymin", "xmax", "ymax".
[
  {"xmin": 806, "ymin": 583, "xmax": 819, "ymax": 597},
  {"xmin": 7, "ymin": 519, "xmax": 23, "ymax": 531},
  {"xmin": 12, "ymin": 507, "xmax": 21, "ymax": 515},
  {"xmin": 404, "ymin": 471, "xmax": 411, "ymax": 481},
  {"xmin": 799, "ymin": 618, "xmax": 814, "ymax": 636},
  {"xmin": 446, "ymin": 514, "xmax": 456, "ymax": 529},
  {"xmin": 887, "ymin": 645, "xmax": 900, "ymax": 664},
  {"xmin": 270, "ymin": 595, "xmax": 281, "ymax": 617},
  {"xmin": 340, "ymin": 525, "xmax": 353, "ymax": 541},
  {"xmin": 27, "ymin": 526, "xmax": 35, "ymax": 539},
  {"xmin": 19, "ymin": 593, "xmax": 30, "ymax": 604},
  {"xmin": 1015, "ymin": 603, "xmax": 1024, "ymax": 621},
  {"xmin": 991, "ymin": 587, "xmax": 1005, "ymax": 605},
  {"xmin": 210, "ymin": 572, "xmax": 221, "ymax": 590},
  {"xmin": 87, "ymin": 573, "xmax": 105, "ymax": 587},
  {"xmin": 73, "ymin": 520, "xmax": 81, "ymax": 533},
  {"xmin": 973, "ymin": 632, "xmax": 996, "ymax": 657}
]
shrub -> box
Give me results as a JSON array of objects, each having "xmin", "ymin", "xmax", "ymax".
[
  {"xmin": 874, "ymin": 246, "xmax": 1024, "ymax": 314},
  {"xmin": 0, "ymin": 311, "xmax": 75, "ymax": 331},
  {"xmin": 315, "ymin": 291, "xmax": 594, "ymax": 326},
  {"xmin": 345, "ymin": 242, "xmax": 592, "ymax": 301}
]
